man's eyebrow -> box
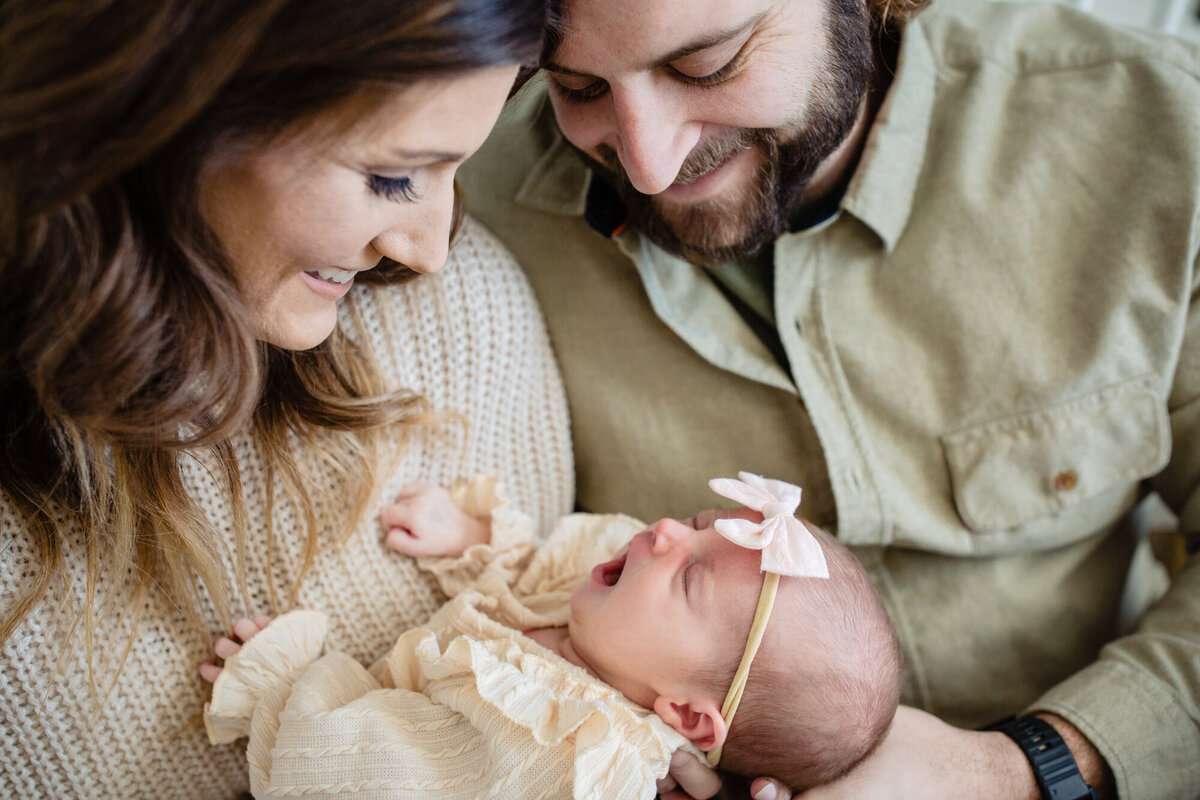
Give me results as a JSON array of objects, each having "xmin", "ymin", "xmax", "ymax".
[
  {"xmin": 658, "ymin": 13, "xmax": 764, "ymax": 65},
  {"xmin": 543, "ymin": 12, "xmax": 764, "ymax": 75}
]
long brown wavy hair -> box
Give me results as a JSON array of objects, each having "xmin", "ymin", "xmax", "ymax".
[{"xmin": 0, "ymin": 0, "xmax": 544, "ymax": 684}]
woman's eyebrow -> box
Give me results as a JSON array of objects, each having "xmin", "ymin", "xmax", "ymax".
[{"xmin": 390, "ymin": 147, "xmax": 468, "ymax": 162}]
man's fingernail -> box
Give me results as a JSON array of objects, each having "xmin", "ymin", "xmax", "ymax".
[{"xmin": 753, "ymin": 785, "xmax": 777, "ymax": 800}]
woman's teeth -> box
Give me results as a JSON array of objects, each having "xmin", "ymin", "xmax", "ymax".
[{"xmin": 308, "ymin": 267, "xmax": 355, "ymax": 284}]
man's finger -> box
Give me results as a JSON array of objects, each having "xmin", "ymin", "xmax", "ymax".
[
  {"xmin": 749, "ymin": 777, "xmax": 793, "ymax": 800},
  {"xmin": 669, "ymin": 750, "xmax": 723, "ymax": 800}
]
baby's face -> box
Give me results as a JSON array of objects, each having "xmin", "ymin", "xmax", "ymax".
[{"xmin": 568, "ymin": 508, "xmax": 767, "ymax": 709}]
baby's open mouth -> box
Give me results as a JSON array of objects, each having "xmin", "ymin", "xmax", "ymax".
[{"xmin": 594, "ymin": 553, "xmax": 627, "ymax": 587}]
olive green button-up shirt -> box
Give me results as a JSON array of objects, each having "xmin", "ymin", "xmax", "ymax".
[{"xmin": 461, "ymin": 0, "xmax": 1200, "ymax": 796}]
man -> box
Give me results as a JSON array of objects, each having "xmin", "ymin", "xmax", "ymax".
[{"xmin": 460, "ymin": 0, "xmax": 1200, "ymax": 797}]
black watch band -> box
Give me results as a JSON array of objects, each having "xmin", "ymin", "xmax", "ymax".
[{"xmin": 983, "ymin": 715, "xmax": 1097, "ymax": 800}]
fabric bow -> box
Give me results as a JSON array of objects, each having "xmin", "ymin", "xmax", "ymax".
[{"xmin": 708, "ymin": 471, "xmax": 829, "ymax": 578}]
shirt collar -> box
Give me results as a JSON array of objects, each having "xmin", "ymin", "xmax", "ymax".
[{"xmin": 839, "ymin": 16, "xmax": 937, "ymax": 252}]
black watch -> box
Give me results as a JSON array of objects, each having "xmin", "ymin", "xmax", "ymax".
[{"xmin": 983, "ymin": 715, "xmax": 1097, "ymax": 800}]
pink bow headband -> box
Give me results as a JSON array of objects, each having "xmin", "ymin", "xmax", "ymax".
[
  {"xmin": 703, "ymin": 472, "xmax": 829, "ymax": 767},
  {"xmin": 708, "ymin": 471, "xmax": 829, "ymax": 578}
]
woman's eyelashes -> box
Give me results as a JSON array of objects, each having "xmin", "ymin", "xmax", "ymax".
[{"xmin": 367, "ymin": 174, "xmax": 419, "ymax": 202}]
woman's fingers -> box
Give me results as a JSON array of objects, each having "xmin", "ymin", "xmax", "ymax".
[{"xmin": 198, "ymin": 661, "xmax": 222, "ymax": 683}]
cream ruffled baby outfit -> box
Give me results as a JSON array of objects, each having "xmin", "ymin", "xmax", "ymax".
[{"xmin": 205, "ymin": 476, "xmax": 696, "ymax": 799}]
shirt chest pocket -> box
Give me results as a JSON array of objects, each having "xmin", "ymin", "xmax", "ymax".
[{"xmin": 940, "ymin": 376, "xmax": 1170, "ymax": 535}]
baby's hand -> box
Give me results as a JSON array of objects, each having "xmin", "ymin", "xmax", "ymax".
[
  {"xmin": 198, "ymin": 615, "xmax": 272, "ymax": 683},
  {"xmin": 381, "ymin": 481, "xmax": 490, "ymax": 558}
]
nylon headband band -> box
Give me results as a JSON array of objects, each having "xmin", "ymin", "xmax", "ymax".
[{"xmin": 705, "ymin": 570, "xmax": 780, "ymax": 768}]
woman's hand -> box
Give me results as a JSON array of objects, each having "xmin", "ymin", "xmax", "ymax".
[
  {"xmin": 198, "ymin": 615, "xmax": 272, "ymax": 683},
  {"xmin": 748, "ymin": 706, "xmax": 1042, "ymax": 800},
  {"xmin": 380, "ymin": 481, "xmax": 490, "ymax": 558},
  {"xmin": 655, "ymin": 750, "xmax": 723, "ymax": 800}
]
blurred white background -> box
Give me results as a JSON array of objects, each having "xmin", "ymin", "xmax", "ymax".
[{"xmin": 992, "ymin": 0, "xmax": 1200, "ymax": 41}]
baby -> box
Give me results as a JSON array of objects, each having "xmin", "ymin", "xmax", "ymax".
[{"xmin": 202, "ymin": 473, "xmax": 902, "ymax": 798}]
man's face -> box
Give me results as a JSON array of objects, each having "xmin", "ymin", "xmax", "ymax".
[
  {"xmin": 543, "ymin": 0, "xmax": 871, "ymax": 265},
  {"xmin": 568, "ymin": 510, "xmax": 766, "ymax": 709}
]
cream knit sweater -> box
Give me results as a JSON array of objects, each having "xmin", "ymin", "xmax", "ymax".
[{"xmin": 0, "ymin": 218, "xmax": 574, "ymax": 799}]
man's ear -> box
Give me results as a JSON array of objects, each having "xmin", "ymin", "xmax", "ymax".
[{"xmin": 653, "ymin": 695, "xmax": 728, "ymax": 750}]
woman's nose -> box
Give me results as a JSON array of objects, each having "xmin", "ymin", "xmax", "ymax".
[{"xmin": 371, "ymin": 184, "xmax": 455, "ymax": 274}]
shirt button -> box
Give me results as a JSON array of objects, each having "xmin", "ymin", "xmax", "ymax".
[{"xmin": 1052, "ymin": 470, "xmax": 1078, "ymax": 492}]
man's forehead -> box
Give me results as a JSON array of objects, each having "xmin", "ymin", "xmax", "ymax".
[{"xmin": 550, "ymin": 0, "xmax": 772, "ymax": 72}]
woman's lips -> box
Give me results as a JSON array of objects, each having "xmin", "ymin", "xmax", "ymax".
[{"xmin": 300, "ymin": 268, "xmax": 356, "ymax": 301}]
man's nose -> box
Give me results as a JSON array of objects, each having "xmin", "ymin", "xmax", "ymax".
[{"xmin": 607, "ymin": 82, "xmax": 701, "ymax": 195}]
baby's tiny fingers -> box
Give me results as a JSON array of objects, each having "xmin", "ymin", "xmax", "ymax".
[
  {"xmin": 198, "ymin": 661, "xmax": 222, "ymax": 683},
  {"xmin": 213, "ymin": 637, "xmax": 241, "ymax": 660},
  {"xmin": 232, "ymin": 617, "xmax": 261, "ymax": 642},
  {"xmin": 392, "ymin": 481, "xmax": 433, "ymax": 501},
  {"xmin": 385, "ymin": 526, "xmax": 422, "ymax": 555},
  {"xmin": 379, "ymin": 503, "xmax": 413, "ymax": 532}
]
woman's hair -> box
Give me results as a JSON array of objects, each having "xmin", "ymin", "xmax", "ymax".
[{"xmin": 0, "ymin": 0, "xmax": 544, "ymax": 687}]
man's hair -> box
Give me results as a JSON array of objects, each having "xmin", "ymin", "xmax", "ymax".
[{"xmin": 704, "ymin": 525, "xmax": 904, "ymax": 790}]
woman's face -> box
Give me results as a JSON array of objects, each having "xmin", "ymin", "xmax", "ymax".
[{"xmin": 199, "ymin": 64, "xmax": 518, "ymax": 350}]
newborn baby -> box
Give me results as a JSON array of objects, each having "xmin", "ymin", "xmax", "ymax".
[{"xmin": 202, "ymin": 473, "xmax": 902, "ymax": 797}]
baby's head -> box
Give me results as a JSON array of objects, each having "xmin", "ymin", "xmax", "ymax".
[
  {"xmin": 567, "ymin": 478, "xmax": 901, "ymax": 791},
  {"xmin": 705, "ymin": 520, "xmax": 902, "ymax": 789}
]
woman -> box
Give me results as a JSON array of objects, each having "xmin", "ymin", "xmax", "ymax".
[{"xmin": 0, "ymin": 1, "xmax": 571, "ymax": 797}]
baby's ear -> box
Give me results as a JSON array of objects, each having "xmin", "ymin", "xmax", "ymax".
[{"xmin": 653, "ymin": 695, "xmax": 728, "ymax": 750}]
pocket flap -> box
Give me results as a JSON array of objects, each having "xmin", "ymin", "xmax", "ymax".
[{"xmin": 941, "ymin": 376, "xmax": 1170, "ymax": 532}]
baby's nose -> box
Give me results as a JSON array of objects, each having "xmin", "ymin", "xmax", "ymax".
[{"xmin": 650, "ymin": 518, "xmax": 689, "ymax": 554}]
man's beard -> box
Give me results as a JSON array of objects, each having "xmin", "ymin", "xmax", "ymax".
[{"xmin": 572, "ymin": 0, "xmax": 873, "ymax": 267}]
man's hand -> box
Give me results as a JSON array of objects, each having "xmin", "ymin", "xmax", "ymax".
[
  {"xmin": 380, "ymin": 481, "xmax": 490, "ymax": 558},
  {"xmin": 198, "ymin": 615, "xmax": 272, "ymax": 683},
  {"xmin": 748, "ymin": 706, "xmax": 1042, "ymax": 800},
  {"xmin": 656, "ymin": 750, "xmax": 723, "ymax": 800}
]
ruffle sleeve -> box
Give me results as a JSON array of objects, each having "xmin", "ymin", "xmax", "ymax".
[
  {"xmin": 204, "ymin": 610, "xmax": 328, "ymax": 745},
  {"xmin": 417, "ymin": 475, "xmax": 539, "ymax": 597}
]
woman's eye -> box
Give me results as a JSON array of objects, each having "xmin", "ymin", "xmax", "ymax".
[{"xmin": 367, "ymin": 174, "xmax": 418, "ymax": 202}]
